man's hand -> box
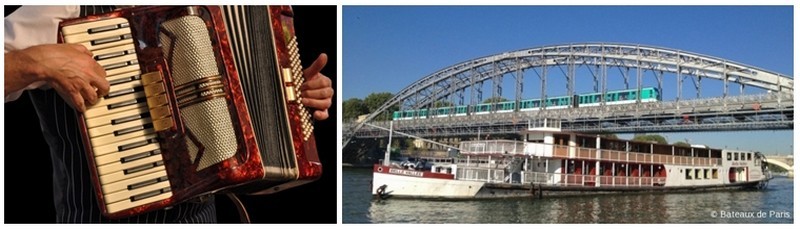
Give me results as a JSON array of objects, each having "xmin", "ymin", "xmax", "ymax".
[
  {"xmin": 300, "ymin": 53, "xmax": 333, "ymax": 121},
  {"xmin": 5, "ymin": 44, "xmax": 109, "ymax": 112}
]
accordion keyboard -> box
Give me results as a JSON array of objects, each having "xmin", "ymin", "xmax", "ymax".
[{"xmin": 61, "ymin": 17, "xmax": 173, "ymax": 214}]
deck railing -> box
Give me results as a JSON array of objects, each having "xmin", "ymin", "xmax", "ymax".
[
  {"xmin": 456, "ymin": 167, "xmax": 667, "ymax": 187},
  {"xmin": 460, "ymin": 140, "xmax": 525, "ymax": 155},
  {"xmin": 463, "ymin": 140, "xmax": 721, "ymax": 167}
]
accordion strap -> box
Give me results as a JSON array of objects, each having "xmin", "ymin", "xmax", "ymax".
[{"xmin": 225, "ymin": 193, "xmax": 251, "ymax": 223}]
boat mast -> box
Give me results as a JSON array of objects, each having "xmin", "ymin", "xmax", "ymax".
[{"xmin": 385, "ymin": 120, "xmax": 393, "ymax": 166}]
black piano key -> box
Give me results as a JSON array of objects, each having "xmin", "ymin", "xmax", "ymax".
[
  {"xmin": 109, "ymin": 75, "xmax": 141, "ymax": 86},
  {"xmin": 91, "ymin": 34, "xmax": 133, "ymax": 46},
  {"xmin": 107, "ymin": 97, "xmax": 146, "ymax": 110},
  {"xmin": 123, "ymin": 160, "xmax": 164, "ymax": 175},
  {"xmin": 113, "ymin": 123, "xmax": 153, "ymax": 136},
  {"xmin": 117, "ymin": 138, "xmax": 157, "ymax": 152},
  {"xmin": 127, "ymin": 176, "xmax": 168, "ymax": 190},
  {"xmin": 129, "ymin": 187, "xmax": 170, "ymax": 202},
  {"xmin": 95, "ymin": 49, "xmax": 133, "ymax": 61},
  {"xmin": 120, "ymin": 149, "xmax": 161, "ymax": 163},
  {"xmin": 111, "ymin": 113, "xmax": 147, "ymax": 125},
  {"xmin": 103, "ymin": 60, "xmax": 139, "ymax": 70},
  {"xmin": 105, "ymin": 88, "xmax": 136, "ymax": 99},
  {"xmin": 88, "ymin": 22, "xmax": 130, "ymax": 34}
]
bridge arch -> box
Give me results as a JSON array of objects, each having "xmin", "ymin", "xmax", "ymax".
[
  {"xmin": 361, "ymin": 42, "xmax": 792, "ymax": 124},
  {"xmin": 764, "ymin": 158, "xmax": 793, "ymax": 172},
  {"xmin": 345, "ymin": 42, "xmax": 793, "ymax": 146}
]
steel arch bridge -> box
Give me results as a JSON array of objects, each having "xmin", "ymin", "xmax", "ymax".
[{"xmin": 345, "ymin": 42, "xmax": 793, "ymax": 146}]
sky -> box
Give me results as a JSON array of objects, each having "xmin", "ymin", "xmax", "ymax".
[{"xmin": 342, "ymin": 6, "xmax": 794, "ymax": 155}]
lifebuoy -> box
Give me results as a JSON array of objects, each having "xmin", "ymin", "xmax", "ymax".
[{"xmin": 377, "ymin": 167, "xmax": 384, "ymax": 172}]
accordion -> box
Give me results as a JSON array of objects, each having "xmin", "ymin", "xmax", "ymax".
[{"xmin": 57, "ymin": 5, "xmax": 322, "ymax": 219}]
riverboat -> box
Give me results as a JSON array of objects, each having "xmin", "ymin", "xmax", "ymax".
[{"xmin": 371, "ymin": 118, "xmax": 772, "ymax": 199}]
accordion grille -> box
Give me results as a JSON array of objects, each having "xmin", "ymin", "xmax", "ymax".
[
  {"xmin": 221, "ymin": 5, "xmax": 297, "ymax": 179},
  {"xmin": 160, "ymin": 15, "xmax": 237, "ymax": 171}
]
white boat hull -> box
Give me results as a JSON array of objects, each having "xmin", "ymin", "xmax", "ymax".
[{"xmin": 371, "ymin": 168, "xmax": 485, "ymax": 199}]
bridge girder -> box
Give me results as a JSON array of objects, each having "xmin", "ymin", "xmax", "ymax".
[
  {"xmin": 375, "ymin": 43, "xmax": 792, "ymax": 116},
  {"xmin": 347, "ymin": 43, "xmax": 793, "ymax": 146}
]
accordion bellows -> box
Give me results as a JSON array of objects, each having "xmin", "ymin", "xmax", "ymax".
[{"xmin": 58, "ymin": 6, "xmax": 322, "ymax": 219}]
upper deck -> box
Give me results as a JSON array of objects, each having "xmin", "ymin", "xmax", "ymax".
[{"xmin": 459, "ymin": 118, "xmax": 723, "ymax": 167}]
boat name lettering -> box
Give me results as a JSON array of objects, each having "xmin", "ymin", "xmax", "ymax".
[{"xmin": 388, "ymin": 168, "xmax": 424, "ymax": 177}]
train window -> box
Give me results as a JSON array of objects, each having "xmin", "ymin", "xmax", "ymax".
[{"xmin": 727, "ymin": 152, "xmax": 731, "ymax": 161}]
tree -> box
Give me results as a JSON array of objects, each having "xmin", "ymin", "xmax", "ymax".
[
  {"xmin": 432, "ymin": 100, "xmax": 453, "ymax": 108},
  {"xmin": 673, "ymin": 141, "xmax": 691, "ymax": 147},
  {"xmin": 482, "ymin": 96, "xmax": 508, "ymax": 103},
  {"xmin": 363, "ymin": 92, "xmax": 397, "ymax": 121},
  {"xmin": 343, "ymin": 98, "xmax": 368, "ymax": 121},
  {"xmin": 632, "ymin": 134, "xmax": 667, "ymax": 144},
  {"xmin": 363, "ymin": 92, "xmax": 394, "ymax": 112}
]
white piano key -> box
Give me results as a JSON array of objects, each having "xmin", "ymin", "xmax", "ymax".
[
  {"xmin": 105, "ymin": 191, "xmax": 172, "ymax": 214},
  {"xmin": 87, "ymin": 117, "xmax": 152, "ymax": 138},
  {"xmin": 86, "ymin": 101, "xmax": 145, "ymax": 119},
  {"xmin": 94, "ymin": 142, "xmax": 160, "ymax": 166},
  {"xmin": 85, "ymin": 102, "xmax": 148, "ymax": 128},
  {"xmin": 101, "ymin": 170, "xmax": 168, "ymax": 196},
  {"xmin": 92, "ymin": 43, "xmax": 136, "ymax": 60},
  {"xmin": 96, "ymin": 150, "xmax": 163, "ymax": 176},
  {"xmin": 91, "ymin": 91, "xmax": 145, "ymax": 108},
  {"xmin": 92, "ymin": 134, "xmax": 156, "ymax": 156},
  {"xmin": 91, "ymin": 128, "xmax": 155, "ymax": 150},
  {"xmin": 104, "ymin": 179, "xmax": 170, "ymax": 204},
  {"xmin": 97, "ymin": 52, "xmax": 138, "ymax": 69},
  {"xmin": 98, "ymin": 159, "xmax": 164, "ymax": 185},
  {"xmin": 63, "ymin": 26, "xmax": 131, "ymax": 47},
  {"xmin": 106, "ymin": 65, "xmax": 142, "ymax": 80},
  {"xmin": 61, "ymin": 17, "xmax": 129, "ymax": 36},
  {"xmin": 107, "ymin": 77, "xmax": 143, "ymax": 95}
]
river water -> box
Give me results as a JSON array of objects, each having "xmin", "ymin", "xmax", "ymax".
[{"xmin": 343, "ymin": 167, "xmax": 794, "ymax": 223}]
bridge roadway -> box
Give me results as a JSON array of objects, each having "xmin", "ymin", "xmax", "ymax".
[{"xmin": 346, "ymin": 92, "xmax": 792, "ymax": 139}]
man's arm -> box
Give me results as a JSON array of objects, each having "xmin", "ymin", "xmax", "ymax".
[
  {"xmin": 301, "ymin": 53, "xmax": 333, "ymax": 121},
  {"xmin": 4, "ymin": 44, "xmax": 110, "ymax": 112}
]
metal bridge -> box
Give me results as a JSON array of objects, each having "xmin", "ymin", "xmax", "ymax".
[{"xmin": 344, "ymin": 43, "xmax": 793, "ymax": 147}]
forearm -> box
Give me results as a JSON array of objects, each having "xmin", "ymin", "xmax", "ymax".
[{"xmin": 4, "ymin": 50, "xmax": 44, "ymax": 98}]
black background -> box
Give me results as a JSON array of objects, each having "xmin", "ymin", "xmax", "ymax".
[{"xmin": 3, "ymin": 5, "xmax": 337, "ymax": 223}]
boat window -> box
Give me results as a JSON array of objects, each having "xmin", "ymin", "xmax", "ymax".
[
  {"xmin": 734, "ymin": 152, "xmax": 739, "ymax": 161},
  {"xmin": 712, "ymin": 169, "xmax": 719, "ymax": 179},
  {"xmin": 704, "ymin": 169, "xmax": 709, "ymax": 179},
  {"xmin": 747, "ymin": 153, "xmax": 752, "ymax": 161},
  {"xmin": 727, "ymin": 152, "xmax": 731, "ymax": 161},
  {"xmin": 685, "ymin": 169, "xmax": 692, "ymax": 180},
  {"xmin": 694, "ymin": 169, "xmax": 700, "ymax": 180}
]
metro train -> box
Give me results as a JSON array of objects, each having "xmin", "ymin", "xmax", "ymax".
[{"xmin": 393, "ymin": 87, "xmax": 660, "ymax": 120}]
